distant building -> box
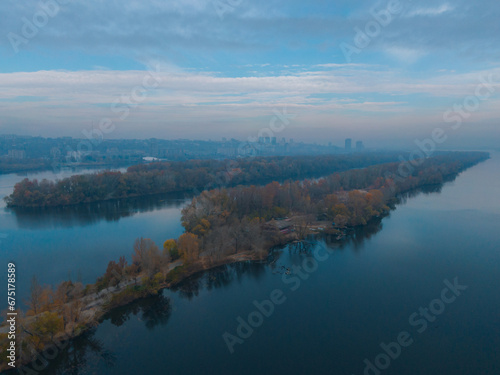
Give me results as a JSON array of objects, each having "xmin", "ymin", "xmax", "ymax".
[
  {"xmin": 258, "ymin": 137, "xmax": 265, "ymax": 144},
  {"xmin": 66, "ymin": 150, "xmax": 81, "ymax": 160},
  {"xmin": 264, "ymin": 137, "xmax": 271, "ymax": 144},
  {"xmin": 217, "ymin": 147, "xmax": 237, "ymax": 157},
  {"xmin": 271, "ymin": 137, "xmax": 277, "ymax": 145},
  {"xmin": 356, "ymin": 141, "xmax": 364, "ymax": 151},
  {"xmin": 149, "ymin": 139, "xmax": 159, "ymax": 157},
  {"xmin": 50, "ymin": 147, "xmax": 61, "ymax": 159},
  {"xmin": 7, "ymin": 150, "xmax": 26, "ymax": 159},
  {"xmin": 159, "ymin": 148, "xmax": 185, "ymax": 159},
  {"xmin": 345, "ymin": 138, "xmax": 352, "ymax": 151}
]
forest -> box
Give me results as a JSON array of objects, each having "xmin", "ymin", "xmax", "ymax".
[
  {"xmin": 0, "ymin": 151, "xmax": 488, "ymax": 371},
  {"xmin": 176, "ymin": 151, "xmax": 489, "ymax": 262},
  {"xmin": 5, "ymin": 153, "xmax": 407, "ymax": 207}
]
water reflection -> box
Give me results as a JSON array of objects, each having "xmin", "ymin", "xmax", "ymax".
[
  {"xmin": 2, "ymin": 329, "xmax": 117, "ymax": 375},
  {"xmin": 104, "ymin": 293, "xmax": 173, "ymax": 331},
  {"xmin": 170, "ymin": 262, "xmax": 268, "ymax": 300},
  {"xmin": 8, "ymin": 192, "xmax": 191, "ymax": 229},
  {"xmin": 12, "ymin": 295, "xmax": 174, "ymax": 375},
  {"xmin": 396, "ymin": 183, "xmax": 445, "ymax": 204}
]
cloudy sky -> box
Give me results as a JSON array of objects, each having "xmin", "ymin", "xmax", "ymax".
[{"xmin": 0, "ymin": 0, "xmax": 499, "ymax": 148}]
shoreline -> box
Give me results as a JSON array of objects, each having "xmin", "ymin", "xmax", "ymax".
[
  {"xmin": 0, "ymin": 183, "xmax": 459, "ymax": 373},
  {"xmin": 0, "ymin": 225, "xmax": 327, "ymax": 373},
  {"xmin": 0, "ymin": 160, "xmax": 138, "ymax": 176}
]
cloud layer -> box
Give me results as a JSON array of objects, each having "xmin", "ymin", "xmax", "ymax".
[{"xmin": 0, "ymin": 0, "xmax": 499, "ymax": 147}]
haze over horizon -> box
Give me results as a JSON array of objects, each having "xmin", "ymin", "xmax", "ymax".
[{"xmin": 1, "ymin": 0, "xmax": 499, "ymax": 149}]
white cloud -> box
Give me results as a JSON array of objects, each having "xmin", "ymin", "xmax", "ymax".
[
  {"xmin": 405, "ymin": 3, "xmax": 455, "ymax": 17},
  {"xmin": 2, "ymin": 65, "xmax": 500, "ymax": 139},
  {"xmin": 384, "ymin": 47, "xmax": 427, "ymax": 64}
]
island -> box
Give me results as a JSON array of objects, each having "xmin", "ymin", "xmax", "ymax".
[{"xmin": 5, "ymin": 153, "xmax": 408, "ymax": 208}]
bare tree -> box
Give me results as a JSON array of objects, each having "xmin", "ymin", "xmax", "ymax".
[
  {"xmin": 29, "ymin": 275, "xmax": 42, "ymax": 315},
  {"xmin": 133, "ymin": 238, "xmax": 163, "ymax": 276}
]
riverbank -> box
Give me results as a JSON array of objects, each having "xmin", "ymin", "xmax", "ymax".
[
  {"xmin": 0, "ymin": 246, "xmax": 274, "ymax": 373},
  {"xmin": 0, "ymin": 210, "xmax": 367, "ymax": 374},
  {"xmin": 0, "ymin": 160, "xmax": 138, "ymax": 176}
]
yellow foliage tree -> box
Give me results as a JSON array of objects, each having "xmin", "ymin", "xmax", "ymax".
[{"xmin": 163, "ymin": 239, "xmax": 179, "ymax": 260}]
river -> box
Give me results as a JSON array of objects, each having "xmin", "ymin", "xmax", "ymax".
[
  {"xmin": 0, "ymin": 166, "xmax": 190, "ymax": 305},
  {"xmin": 1, "ymin": 153, "xmax": 499, "ymax": 374}
]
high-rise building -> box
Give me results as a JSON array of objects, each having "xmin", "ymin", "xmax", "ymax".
[
  {"xmin": 271, "ymin": 137, "xmax": 277, "ymax": 145},
  {"xmin": 345, "ymin": 138, "xmax": 352, "ymax": 151},
  {"xmin": 149, "ymin": 139, "xmax": 159, "ymax": 157},
  {"xmin": 356, "ymin": 141, "xmax": 364, "ymax": 151}
]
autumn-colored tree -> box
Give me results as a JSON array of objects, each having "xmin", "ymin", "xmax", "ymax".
[
  {"xmin": 262, "ymin": 181, "xmax": 280, "ymax": 209},
  {"xmin": 334, "ymin": 214, "xmax": 349, "ymax": 228},
  {"xmin": 178, "ymin": 233, "xmax": 200, "ymax": 262},
  {"xmin": 126, "ymin": 263, "xmax": 140, "ymax": 278},
  {"xmin": 324, "ymin": 193, "xmax": 339, "ymax": 208},
  {"xmin": 132, "ymin": 238, "xmax": 163, "ymax": 276},
  {"xmin": 191, "ymin": 218, "xmax": 211, "ymax": 236},
  {"xmin": 102, "ymin": 256, "xmax": 128, "ymax": 288},
  {"xmin": 329, "ymin": 203, "xmax": 350, "ymax": 221},
  {"xmin": 28, "ymin": 275, "xmax": 42, "ymax": 316},
  {"xmin": 347, "ymin": 190, "xmax": 369, "ymax": 225},
  {"xmin": 30, "ymin": 312, "xmax": 64, "ymax": 342},
  {"xmin": 53, "ymin": 283, "xmax": 66, "ymax": 308},
  {"xmin": 39, "ymin": 286, "xmax": 54, "ymax": 312},
  {"xmin": 163, "ymin": 239, "xmax": 179, "ymax": 260},
  {"xmin": 62, "ymin": 299, "xmax": 83, "ymax": 332},
  {"xmin": 367, "ymin": 189, "xmax": 387, "ymax": 212}
]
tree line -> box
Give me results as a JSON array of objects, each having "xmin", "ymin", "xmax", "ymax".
[
  {"xmin": 176, "ymin": 151, "xmax": 489, "ymax": 261},
  {"xmin": 5, "ymin": 153, "xmax": 408, "ymax": 207}
]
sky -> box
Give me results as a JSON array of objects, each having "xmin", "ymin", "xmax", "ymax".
[{"xmin": 0, "ymin": 0, "xmax": 499, "ymax": 149}]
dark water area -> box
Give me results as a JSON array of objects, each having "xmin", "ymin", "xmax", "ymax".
[
  {"xmin": 2, "ymin": 153, "xmax": 500, "ymax": 375},
  {"xmin": 0, "ymin": 167, "xmax": 191, "ymax": 304}
]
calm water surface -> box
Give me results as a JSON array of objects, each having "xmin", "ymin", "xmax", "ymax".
[
  {"xmin": 0, "ymin": 166, "xmax": 190, "ymax": 303},
  {"xmin": 1, "ymin": 154, "xmax": 499, "ymax": 375}
]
